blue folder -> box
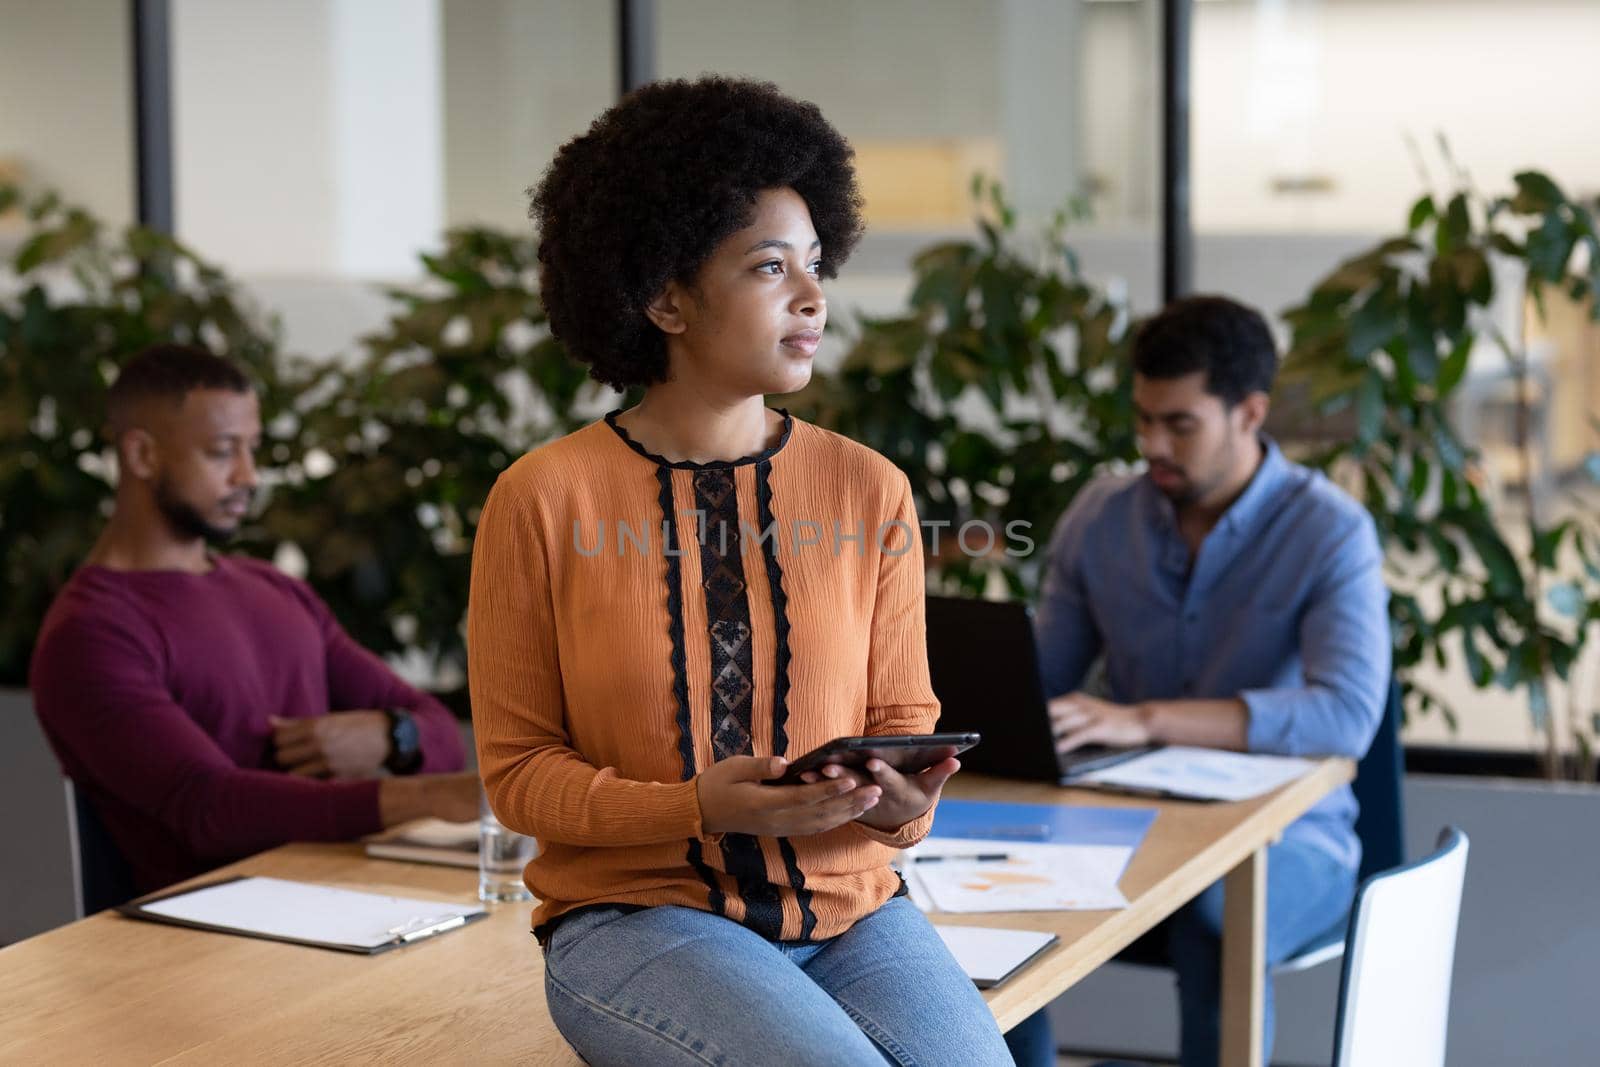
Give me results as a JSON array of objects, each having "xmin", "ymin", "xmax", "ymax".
[{"xmin": 930, "ymin": 799, "xmax": 1156, "ymax": 853}]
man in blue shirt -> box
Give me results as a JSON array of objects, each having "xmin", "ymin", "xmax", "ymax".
[{"xmin": 1010, "ymin": 296, "xmax": 1390, "ymax": 1067}]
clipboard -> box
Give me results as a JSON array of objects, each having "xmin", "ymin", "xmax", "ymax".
[{"xmin": 117, "ymin": 875, "xmax": 488, "ymax": 955}]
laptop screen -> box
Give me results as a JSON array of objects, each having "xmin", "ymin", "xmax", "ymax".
[{"xmin": 924, "ymin": 596, "xmax": 1064, "ymax": 783}]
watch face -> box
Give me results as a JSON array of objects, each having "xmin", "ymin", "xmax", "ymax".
[
  {"xmin": 394, "ymin": 713, "xmax": 420, "ymax": 755},
  {"xmin": 388, "ymin": 710, "xmax": 422, "ymax": 773}
]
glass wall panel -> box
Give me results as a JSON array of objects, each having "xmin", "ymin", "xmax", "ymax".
[
  {"xmin": 168, "ymin": 0, "xmax": 615, "ymax": 360},
  {"xmin": 1193, "ymin": 0, "xmax": 1600, "ymax": 319},
  {"xmin": 658, "ymin": 0, "xmax": 1163, "ymax": 320},
  {"xmin": 0, "ymin": 0, "xmax": 136, "ymax": 232},
  {"xmin": 1192, "ymin": 0, "xmax": 1600, "ymax": 755}
]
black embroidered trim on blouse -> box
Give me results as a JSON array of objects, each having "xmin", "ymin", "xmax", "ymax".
[
  {"xmin": 776, "ymin": 838, "xmax": 816, "ymax": 940},
  {"xmin": 755, "ymin": 459, "xmax": 818, "ymax": 938},
  {"xmin": 658, "ymin": 466, "xmax": 725, "ymax": 915},
  {"xmin": 693, "ymin": 467, "xmax": 783, "ymax": 939},
  {"xmin": 754, "ymin": 460, "xmax": 794, "ymax": 757},
  {"xmin": 604, "ymin": 409, "xmax": 794, "ymax": 470}
]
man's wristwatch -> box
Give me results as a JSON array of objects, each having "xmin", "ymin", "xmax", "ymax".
[{"xmin": 383, "ymin": 708, "xmax": 423, "ymax": 774}]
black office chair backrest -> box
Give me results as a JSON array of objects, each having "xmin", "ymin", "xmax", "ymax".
[
  {"xmin": 1350, "ymin": 680, "xmax": 1406, "ymax": 882},
  {"xmin": 65, "ymin": 781, "xmax": 138, "ymax": 916}
]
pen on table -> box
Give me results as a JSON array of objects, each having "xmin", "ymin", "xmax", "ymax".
[
  {"xmin": 387, "ymin": 914, "xmax": 467, "ymax": 943},
  {"xmin": 912, "ymin": 853, "xmax": 1011, "ymax": 864}
]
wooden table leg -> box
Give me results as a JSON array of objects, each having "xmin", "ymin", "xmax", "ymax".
[{"xmin": 1220, "ymin": 845, "xmax": 1266, "ymax": 1067}]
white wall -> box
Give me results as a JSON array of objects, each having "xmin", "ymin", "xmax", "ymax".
[
  {"xmin": 440, "ymin": 0, "xmax": 614, "ymax": 233},
  {"xmin": 658, "ymin": 0, "xmax": 1001, "ymax": 141},
  {"xmin": 1191, "ymin": 0, "xmax": 1600, "ymax": 233},
  {"xmin": 0, "ymin": 0, "xmax": 134, "ymax": 229},
  {"xmin": 172, "ymin": 0, "xmax": 340, "ymax": 275},
  {"xmin": 331, "ymin": 0, "xmax": 443, "ymax": 277},
  {"xmin": 1001, "ymin": 0, "xmax": 1087, "ymax": 224},
  {"xmin": 171, "ymin": 0, "xmax": 442, "ymax": 280},
  {"xmin": 1071, "ymin": 0, "xmax": 1600, "ymax": 237},
  {"xmin": 1081, "ymin": 0, "xmax": 1162, "ymax": 226}
]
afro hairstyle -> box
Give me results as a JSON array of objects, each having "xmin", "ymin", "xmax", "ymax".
[{"xmin": 529, "ymin": 76, "xmax": 864, "ymax": 391}]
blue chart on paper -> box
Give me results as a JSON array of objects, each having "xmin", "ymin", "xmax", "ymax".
[{"xmin": 930, "ymin": 799, "xmax": 1157, "ymax": 851}]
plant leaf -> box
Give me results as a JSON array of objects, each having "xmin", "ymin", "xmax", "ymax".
[
  {"xmin": 1511, "ymin": 170, "xmax": 1565, "ymax": 215},
  {"xmin": 1462, "ymin": 628, "xmax": 1492, "ymax": 687},
  {"xmin": 1347, "ymin": 284, "xmax": 1401, "ymax": 358},
  {"xmin": 1532, "ymin": 520, "xmax": 1571, "ymax": 568},
  {"xmin": 1525, "ymin": 212, "xmax": 1577, "ymax": 281},
  {"xmin": 1356, "ymin": 374, "xmax": 1384, "ymax": 445},
  {"xmin": 1436, "ymin": 334, "xmax": 1473, "ymax": 395},
  {"xmin": 1408, "ymin": 195, "xmax": 1436, "ymax": 231},
  {"xmin": 1437, "ymin": 194, "xmax": 1471, "ymax": 255},
  {"xmin": 1463, "ymin": 522, "xmax": 1524, "ymax": 596}
]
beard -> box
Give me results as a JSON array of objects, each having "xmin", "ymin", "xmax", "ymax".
[
  {"xmin": 1155, "ymin": 434, "xmax": 1243, "ymax": 505},
  {"xmin": 1148, "ymin": 463, "xmax": 1196, "ymax": 502},
  {"xmin": 154, "ymin": 480, "xmax": 245, "ymax": 546}
]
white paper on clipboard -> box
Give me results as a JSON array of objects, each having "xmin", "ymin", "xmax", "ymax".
[{"xmin": 136, "ymin": 876, "xmax": 484, "ymax": 951}]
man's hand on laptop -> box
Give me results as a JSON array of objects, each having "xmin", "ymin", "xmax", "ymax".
[
  {"xmin": 1049, "ymin": 693, "xmax": 1152, "ymax": 754},
  {"xmin": 270, "ymin": 711, "xmax": 391, "ymax": 779}
]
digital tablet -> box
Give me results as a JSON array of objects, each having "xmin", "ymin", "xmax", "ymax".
[{"xmin": 769, "ymin": 733, "xmax": 980, "ymax": 786}]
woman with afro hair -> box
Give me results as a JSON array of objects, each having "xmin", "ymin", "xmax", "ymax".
[{"xmin": 467, "ymin": 77, "xmax": 1012, "ymax": 1065}]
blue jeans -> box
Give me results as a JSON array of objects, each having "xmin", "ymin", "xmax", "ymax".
[
  {"xmin": 1006, "ymin": 838, "xmax": 1355, "ymax": 1067},
  {"xmin": 543, "ymin": 896, "xmax": 1015, "ymax": 1066}
]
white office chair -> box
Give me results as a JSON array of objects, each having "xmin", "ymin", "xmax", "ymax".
[{"xmin": 1331, "ymin": 826, "xmax": 1469, "ymax": 1067}]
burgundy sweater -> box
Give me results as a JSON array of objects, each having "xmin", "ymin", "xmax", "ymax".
[{"xmin": 29, "ymin": 555, "xmax": 465, "ymax": 893}]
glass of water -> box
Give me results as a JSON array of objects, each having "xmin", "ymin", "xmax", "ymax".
[{"xmin": 478, "ymin": 786, "xmax": 536, "ymax": 903}]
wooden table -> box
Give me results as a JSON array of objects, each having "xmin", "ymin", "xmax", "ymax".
[
  {"xmin": 0, "ymin": 760, "xmax": 1350, "ymax": 1066},
  {"xmin": 946, "ymin": 760, "xmax": 1354, "ymax": 1066}
]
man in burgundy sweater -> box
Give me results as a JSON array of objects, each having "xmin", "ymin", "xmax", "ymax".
[{"xmin": 30, "ymin": 344, "xmax": 479, "ymax": 897}]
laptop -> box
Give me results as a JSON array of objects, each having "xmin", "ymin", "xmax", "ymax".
[{"xmin": 924, "ymin": 595, "xmax": 1156, "ymax": 784}]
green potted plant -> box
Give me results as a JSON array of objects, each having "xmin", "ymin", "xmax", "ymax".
[
  {"xmin": 1280, "ymin": 169, "xmax": 1600, "ymax": 780},
  {"xmin": 258, "ymin": 227, "xmax": 604, "ymax": 709}
]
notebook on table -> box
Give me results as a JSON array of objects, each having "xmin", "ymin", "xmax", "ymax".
[
  {"xmin": 933, "ymin": 924, "xmax": 1059, "ymax": 989},
  {"xmin": 365, "ymin": 818, "xmax": 479, "ymax": 868}
]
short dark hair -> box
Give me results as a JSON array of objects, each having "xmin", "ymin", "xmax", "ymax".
[
  {"xmin": 530, "ymin": 76, "xmax": 864, "ymax": 391},
  {"xmin": 1131, "ymin": 295, "xmax": 1278, "ymax": 407},
  {"xmin": 106, "ymin": 343, "xmax": 253, "ymax": 434}
]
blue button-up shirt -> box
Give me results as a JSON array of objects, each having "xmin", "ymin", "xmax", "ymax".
[{"xmin": 1035, "ymin": 437, "xmax": 1390, "ymax": 870}]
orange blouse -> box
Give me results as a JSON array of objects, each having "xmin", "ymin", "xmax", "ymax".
[{"xmin": 467, "ymin": 411, "xmax": 939, "ymax": 941}]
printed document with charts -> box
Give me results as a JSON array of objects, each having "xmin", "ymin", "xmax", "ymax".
[
  {"xmin": 900, "ymin": 838, "xmax": 1130, "ymax": 913},
  {"xmin": 1072, "ymin": 746, "xmax": 1313, "ymax": 801},
  {"xmin": 898, "ymin": 799, "xmax": 1154, "ymax": 914}
]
